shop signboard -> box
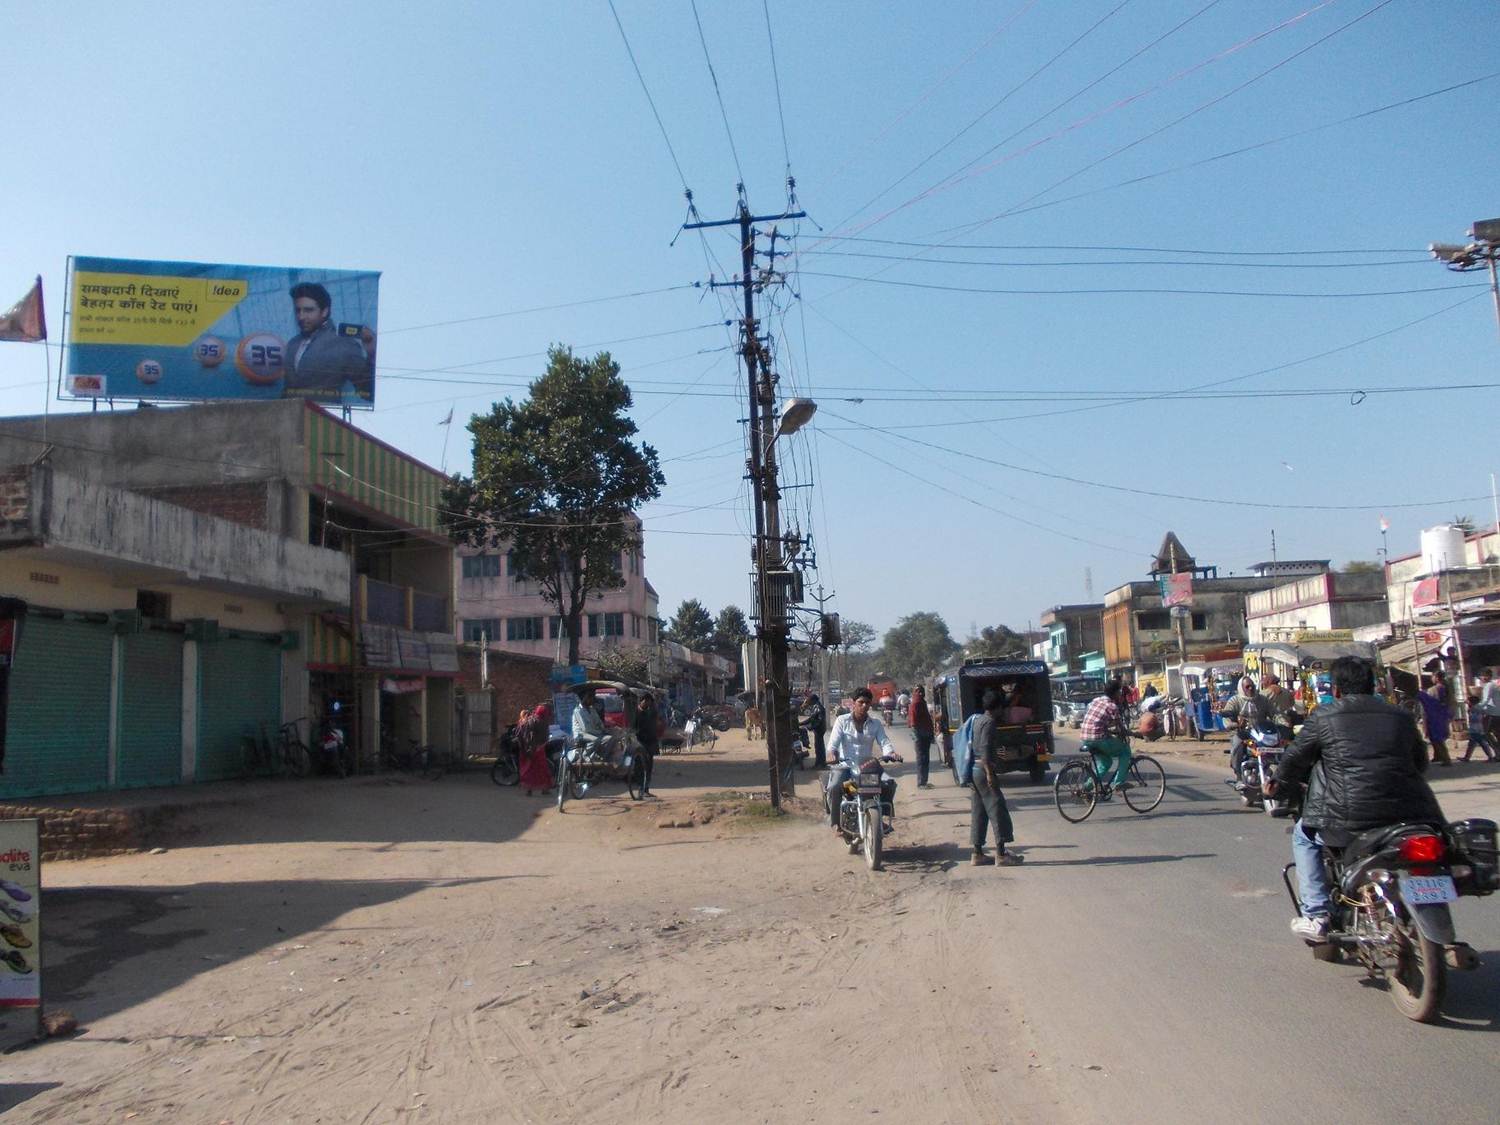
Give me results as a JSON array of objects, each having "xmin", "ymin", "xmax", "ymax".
[
  {"xmin": 66, "ymin": 255, "xmax": 380, "ymax": 407},
  {"xmin": 0, "ymin": 819, "xmax": 40, "ymax": 1049}
]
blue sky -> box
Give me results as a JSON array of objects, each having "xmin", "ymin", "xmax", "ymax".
[{"xmin": 5, "ymin": 2, "xmax": 1498, "ymax": 639}]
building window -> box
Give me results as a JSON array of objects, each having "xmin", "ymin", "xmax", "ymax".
[
  {"xmin": 1136, "ymin": 610, "xmax": 1171, "ymax": 631},
  {"xmin": 604, "ymin": 612, "xmax": 624, "ymax": 637},
  {"xmin": 1190, "ymin": 612, "xmax": 1207, "ymax": 631},
  {"xmin": 587, "ymin": 613, "xmax": 599, "ymax": 637},
  {"xmin": 550, "ymin": 616, "xmax": 572, "ymax": 639},
  {"xmin": 462, "ymin": 618, "xmax": 499, "ymax": 642},
  {"xmin": 506, "ymin": 617, "xmax": 544, "ymax": 642},
  {"xmin": 461, "ymin": 553, "xmax": 500, "ymax": 579},
  {"xmin": 137, "ymin": 589, "xmax": 172, "ymax": 620},
  {"xmin": 631, "ymin": 614, "xmax": 640, "ymax": 638},
  {"xmin": 506, "ymin": 550, "xmax": 529, "ymax": 581}
]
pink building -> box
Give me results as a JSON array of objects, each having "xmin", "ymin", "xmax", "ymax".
[{"xmin": 454, "ymin": 537, "xmax": 659, "ymax": 663}]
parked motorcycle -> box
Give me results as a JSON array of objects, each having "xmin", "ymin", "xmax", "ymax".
[
  {"xmin": 492, "ymin": 724, "xmax": 568, "ymax": 787},
  {"xmin": 1227, "ymin": 722, "xmax": 1294, "ymax": 816},
  {"xmin": 316, "ymin": 704, "xmax": 353, "ymax": 777},
  {"xmin": 825, "ymin": 754, "xmax": 902, "ymax": 871},
  {"xmin": 1282, "ymin": 815, "xmax": 1497, "ymax": 1022}
]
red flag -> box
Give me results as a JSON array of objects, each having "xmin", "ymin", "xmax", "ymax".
[{"xmin": 0, "ymin": 277, "xmax": 45, "ymax": 342}]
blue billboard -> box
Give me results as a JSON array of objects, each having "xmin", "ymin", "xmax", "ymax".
[{"xmin": 65, "ymin": 256, "xmax": 380, "ymax": 407}]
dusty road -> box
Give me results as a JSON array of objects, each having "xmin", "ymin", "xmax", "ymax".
[{"xmin": 2, "ymin": 727, "xmax": 1497, "ymax": 1123}]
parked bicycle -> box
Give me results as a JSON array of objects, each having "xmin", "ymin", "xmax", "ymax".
[
  {"xmin": 242, "ymin": 720, "xmax": 311, "ymax": 779},
  {"xmin": 380, "ymin": 737, "xmax": 447, "ymax": 780},
  {"xmin": 1053, "ymin": 739, "xmax": 1166, "ymax": 823}
]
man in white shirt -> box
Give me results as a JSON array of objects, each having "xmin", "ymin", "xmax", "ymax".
[{"xmin": 824, "ymin": 688, "xmax": 903, "ymax": 828}]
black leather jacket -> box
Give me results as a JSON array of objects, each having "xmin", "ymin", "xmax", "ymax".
[{"xmin": 1274, "ymin": 694, "xmax": 1444, "ymax": 838}]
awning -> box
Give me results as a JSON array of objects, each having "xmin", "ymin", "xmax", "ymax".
[{"xmin": 1247, "ymin": 641, "xmax": 1377, "ymax": 669}]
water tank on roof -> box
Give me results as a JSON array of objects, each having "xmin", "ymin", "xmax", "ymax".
[{"xmin": 1420, "ymin": 524, "xmax": 1466, "ymax": 575}]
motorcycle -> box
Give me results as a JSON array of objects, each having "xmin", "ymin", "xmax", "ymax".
[
  {"xmin": 825, "ymin": 754, "xmax": 902, "ymax": 871},
  {"xmin": 316, "ymin": 704, "xmax": 353, "ymax": 777},
  {"xmin": 1227, "ymin": 722, "xmax": 1294, "ymax": 816},
  {"xmin": 1282, "ymin": 815, "xmax": 1497, "ymax": 1022},
  {"xmin": 491, "ymin": 723, "xmax": 568, "ymax": 787}
]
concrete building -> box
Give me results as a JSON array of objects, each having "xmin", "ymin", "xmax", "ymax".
[
  {"xmin": 1039, "ymin": 603, "xmax": 1104, "ymax": 677},
  {"xmin": 1245, "ymin": 571, "xmax": 1388, "ymax": 644},
  {"xmin": 455, "ymin": 534, "xmax": 660, "ymax": 664},
  {"xmin": 1102, "ymin": 534, "xmax": 1286, "ymax": 685},
  {"xmin": 0, "ymin": 401, "xmax": 456, "ymax": 798}
]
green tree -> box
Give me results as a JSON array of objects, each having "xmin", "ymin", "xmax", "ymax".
[
  {"xmin": 882, "ymin": 612, "xmax": 959, "ymax": 683},
  {"xmin": 712, "ymin": 604, "xmax": 750, "ymax": 658},
  {"xmin": 969, "ymin": 623, "xmax": 1030, "ymax": 659},
  {"xmin": 839, "ymin": 619, "xmax": 877, "ymax": 652},
  {"xmin": 595, "ymin": 645, "xmax": 651, "ymax": 685},
  {"xmin": 1342, "ymin": 560, "xmax": 1382, "ymax": 574},
  {"xmin": 665, "ymin": 598, "xmax": 715, "ymax": 651},
  {"xmin": 442, "ymin": 346, "xmax": 664, "ymax": 665}
]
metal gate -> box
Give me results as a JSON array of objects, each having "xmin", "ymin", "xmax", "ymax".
[
  {"xmin": 196, "ymin": 635, "xmax": 282, "ymax": 782},
  {"xmin": 117, "ymin": 629, "xmax": 184, "ymax": 789},
  {"xmin": 0, "ymin": 615, "xmax": 112, "ymax": 798}
]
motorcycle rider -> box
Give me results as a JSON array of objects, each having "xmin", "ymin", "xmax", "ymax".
[
  {"xmin": 825, "ymin": 688, "xmax": 902, "ymax": 829},
  {"xmin": 1267, "ymin": 656, "xmax": 1446, "ymax": 940},
  {"xmin": 1220, "ymin": 676, "xmax": 1274, "ymax": 784}
]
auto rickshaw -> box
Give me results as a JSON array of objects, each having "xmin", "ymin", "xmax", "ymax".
[
  {"xmin": 934, "ymin": 658, "xmax": 1055, "ymax": 785},
  {"xmin": 555, "ymin": 680, "xmax": 649, "ymax": 809}
]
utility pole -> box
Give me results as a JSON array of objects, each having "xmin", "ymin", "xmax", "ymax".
[
  {"xmin": 684, "ymin": 199, "xmax": 805, "ymax": 808},
  {"xmin": 809, "ymin": 584, "xmax": 837, "ymax": 706}
]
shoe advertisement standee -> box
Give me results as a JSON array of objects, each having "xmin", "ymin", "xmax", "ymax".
[{"xmin": 0, "ymin": 818, "xmax": 40, "ymax": 1048}]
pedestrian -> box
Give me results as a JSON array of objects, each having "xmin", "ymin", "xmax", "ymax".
[
  {"xmin": 800, "ymin": 692, "xmax": 828, "ymax": 768},
  {"xmin": 936, "ymin": 695, "xmax": 954, "ymax": 767},
  {"xmin": 908, "ymin": 685, "xmax": 935, "ymax": 788},
  {"xmin": 517, "ymin": 703, "xmax": 554, "ymax": 795},
  {"xmin": 1418, "ymin": 673, "xmax": 1453, "ymax": 766},
  {"xmin": 1462, "ymin": 686, "xmax": 1498, "ymax": 762},
  {"xmin": 968, "ymin": 689, "xmax": 1023, "ymax": 867},
  {"xmin": 634, "ymin": 693, "xmax": 661, "ymax": 797}
]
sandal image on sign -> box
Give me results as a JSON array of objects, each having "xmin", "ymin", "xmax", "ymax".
[
  {"xmin": 0, "ymin": 879, "xmax": 31, "ymax": 903},
  {"xmin": 0, "ymin": 923, "xmax": 29, "ymax": 949},
  {"xmin": 1, "ymin": 948, "xmax": 32, "ymax": 973},
  {"xmin": 0, "ymin": 900, "xmax": 32, "ymax": 924}
]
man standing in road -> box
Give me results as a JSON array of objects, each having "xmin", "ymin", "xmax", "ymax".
[
  {"xmin": 800, "ymin": 692, "xmax": 828, "ymax": 769},
  {"xmin": 1269, "ymin": 656, "xmax": 1445, "ymax": 940},
  {"xmin": 284, "ymin": 282, "xmax": 371, "ymax": 400},
  {"xmin": 969, "ymin": 690, "xmax": 1023, "ymax": 866},
  {"xmin": 908, "ymin": 685, "xmax": 935, "ymax": 789}
]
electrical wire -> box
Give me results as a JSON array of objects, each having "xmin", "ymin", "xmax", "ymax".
[
  {"xmin": 380, "ymin": 284, "xmax": 695, "ymax": 335},
  {"xmin": 802, "ymin": 250, "xmax": 1429, "ymax": 270},
  {"xmin": 817, "ymin": 235, "xmax": 1432, "ymax": 256},
  {"xmin": 690, "ymin": 0, "xmax": 747, "ymax": 192},
  {"xmin": 762, "ymin": 0, "xmax": 792, "ymax": 179},
  {"xmin": 822, "ymin": 408, "xmax": 1493, "ymax": 512},
  {"xmin": 796, "ymin": 272, "xmax": 1484, "ymax": 300},
  {"xmin": 608, "ymin": 0, "xmax": 692, "ymax": 190}
]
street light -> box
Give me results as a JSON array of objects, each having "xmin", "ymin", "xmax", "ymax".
[
  {"xmin": 775, "ymin": 397, "xmax": 817, "ymax": 437},
  {"xmin": 1429, "ymin": 218, "xmax": 1500, "ymax": 341}
]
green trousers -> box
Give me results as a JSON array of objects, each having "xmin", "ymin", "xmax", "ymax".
[{"xmin": 1083, "ymin": 737, "xmax": 1132, "ymax": 785}]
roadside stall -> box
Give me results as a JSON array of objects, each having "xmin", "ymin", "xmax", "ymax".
[
  {"xmin": 1179, "ymin": 657, "xmax": 1241, "ymax": 734},
  {"xmin": 1245, "ymin": 636, "xmax": 1377, "ymax": 715}
]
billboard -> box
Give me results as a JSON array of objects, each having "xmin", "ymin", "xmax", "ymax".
[{"xmin": 66, "ymin": 256, "xmax": 379, "ymax": 407}]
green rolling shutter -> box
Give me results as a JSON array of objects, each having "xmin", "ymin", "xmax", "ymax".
[
  {"xmin": 0, "ymin": 616, "xmax": 112, "ymax": 798},
  {"xmin": 196, "ymin": 635, "xmax": 281, "ymax": 782},
  {"xmin": 117, "ymin": 630, "xmax": 183, "ymax": 789}
]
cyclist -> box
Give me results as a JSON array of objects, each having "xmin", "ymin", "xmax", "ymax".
[{"xmin": 1080, "ymin": 679, "xmax": 1131, "ymax": 793}]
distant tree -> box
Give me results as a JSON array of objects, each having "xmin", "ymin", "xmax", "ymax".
[
  {"xmin": 969, "ymin": 623, "xmax": 1031, "ymax": 659},
  {"xmin": 665, "ymin": 598, "xmax": 715, "ymax": 651},
  {"xmin": 442, "ymin": 346, "xmax": 664, "ymax": 666},
  {"xmin": 595, "ymin": 646, "xmax": 650, "ymax": 685},
  {"xmin": 1452, "ymin": 515, "xmax": 1477, "ymax": 534},
  {"xmin": 712, "ymin": 605, "xmax": 750, "ymax": 658},
  {"xmin": 1342, "ymin": 560, "xmax": 1382, "ymax": 574},
  {"xmin": 839, "ymin": 619, "xmax": 877, "ymax": 652},
  {"xmin": 883, "ymin": 612, "xmax": 959, "ymax": 683}
]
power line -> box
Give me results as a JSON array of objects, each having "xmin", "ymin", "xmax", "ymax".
[
  {"xmin": 690, "ymin": 0, "xmax": 747, "ymax": 192},
  {"xmin": 822, "ymin": 408, "xmax": 1491, "ymax": 512},
  {"xmin": 381, "ymin": 284, "xmax": 695, "ymax": 335},
  {"xmin": 796, "ymin": 272, "xmax": 1485, "ymax": 299},
  {"xmin": 762, "ymin": 0, "xmax": 792, "ymax": 179},
  {"xmin": 818, "ymin": 235, "xmax": 1430, "ymax": 256},
  {"xmin": 607, "ymin": 0, "xmax": 692, "ymax": 189},
  {"xmin": 803, "ymin": 249, "xmax": 1428, "ymax": 270}
]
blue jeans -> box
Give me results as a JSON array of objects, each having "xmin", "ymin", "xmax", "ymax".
[{"xmin": 1292, "ymin": 821, "xmax": 1332, "ymax": 918}]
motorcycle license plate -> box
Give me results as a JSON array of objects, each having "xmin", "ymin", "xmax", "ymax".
[{"xmin": 1398, "ymin": 874, "xmax": 1457, "ymax": 905}]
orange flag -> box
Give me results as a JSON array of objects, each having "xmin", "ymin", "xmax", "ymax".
[{"xmin": 0, "ymin": 276, "xmax": 45, "ymax": 342}]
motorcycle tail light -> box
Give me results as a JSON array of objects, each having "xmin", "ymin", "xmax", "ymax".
[{"xmin": 1398, "ymin": 835, "xmax": 1445, "ymax": 863}]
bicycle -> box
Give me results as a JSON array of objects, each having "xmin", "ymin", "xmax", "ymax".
[
  {"xmin": 381, "ymin": 737, "xmax": 447, "ymax": 780},
  {"xmin": 1053, "ymin": 740, "xmax": 1166, "ymax": 823},
  {"xmin": 242, "ymin": 721, "xmax": 311, "ymax": 779}
]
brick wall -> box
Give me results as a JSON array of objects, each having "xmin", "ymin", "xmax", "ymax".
[
  {"xmin": 0, "ymin": 804, "xmax": 178, "ymax": 860},
  {"xmin": 0, "ymin": 466, "xmax": 30, "ymax": 535},
  {"xmin": 140, "ymin": 481, "xmax": 269, "ymax": 531},
  {"xmin": 456, "ymin": 645, "xmax": 553, "ymax": 733}
]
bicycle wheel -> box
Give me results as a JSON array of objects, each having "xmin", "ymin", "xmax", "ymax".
[
  {"xmin": 1053, "ymin": 760, "xmax": 1098, "ymax": 823},
  {"xmin": 1122, "ymin": 755, "xmax": 1166, "ymax": 813},
  {"xmin": 627, "ymin": 755, "xmax": 646, "ymax": 801},
  {"xmin": 491, "ymin": 754, "xmax": 520, "ymax": 786},
  {"xmin": 555, "ymin": 757, "xmax": 570, "ymax": 810},
  {"xmin": 421, "ymin": 747, "xmax": 447, "ymax": 781},
  {"xmin": 284, "ymin": 738, "xmax": 311, "ymax": 779}
]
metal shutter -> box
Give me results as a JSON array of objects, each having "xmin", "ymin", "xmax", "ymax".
[
  {"xmin": 0, "ymin": 616, "xmax": 112, "ymax": 798},
  {"xmin": 196, "ymin": 636, "xmax": 282, "ymax": 782},
  {"xmin": 117, "ymin": 630, "xmax": 184, "ymax": 789}
]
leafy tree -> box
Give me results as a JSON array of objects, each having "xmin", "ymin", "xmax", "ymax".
[
  {"xmin": 712, "ymin": 605, "xmax": 750, "ymax": 658},
  {"xmin": 839, "ymin": 619, "xmax": 877, "ymax": 652},
  {"xmin": 1342, "ymin": 560, "xmax": 1382, "ymax": 574},
  {"xmin": 1452, "ymin": 515, "xmax": 1476, "ymax": 534},
  {"xmin": 882, "ymin": 612, "xmax": 959, "ymax": 683},
  {"xmin": 442, "ymin": 346, "xmax": 664, "ymax": 665},
  {"xmin": 664, "ymin": 598, "xmax": 715, "ymax": 651},
  {"xmin": 969, "ymin": 623, "xmax": 1030, "ymax": 659},
  {"xmin": 595, "ymin": 645, "xmax": 651, "ymax": 685}
]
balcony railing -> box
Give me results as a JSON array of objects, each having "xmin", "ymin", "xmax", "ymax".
[{"xmin": 361, "ymin": 577, "xmax": 449, "ymax": 633}]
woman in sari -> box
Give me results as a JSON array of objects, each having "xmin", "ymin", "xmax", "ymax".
[{"xmin": 518, "ymin": 703, "xmax": 554, "ymax": 795}]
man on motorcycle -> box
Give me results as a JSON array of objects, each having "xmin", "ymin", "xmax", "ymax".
[
  {"xmin": 1267, "ymin": 656, "xmax": 1446, "ymax": 940},
  {"xmin": 1220, "ymin": 677, "xmax": 1274, "ymax": 781},
  {"xmin": 825, "ymin": 688, "xmax": 902, "ymax": 829}
]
